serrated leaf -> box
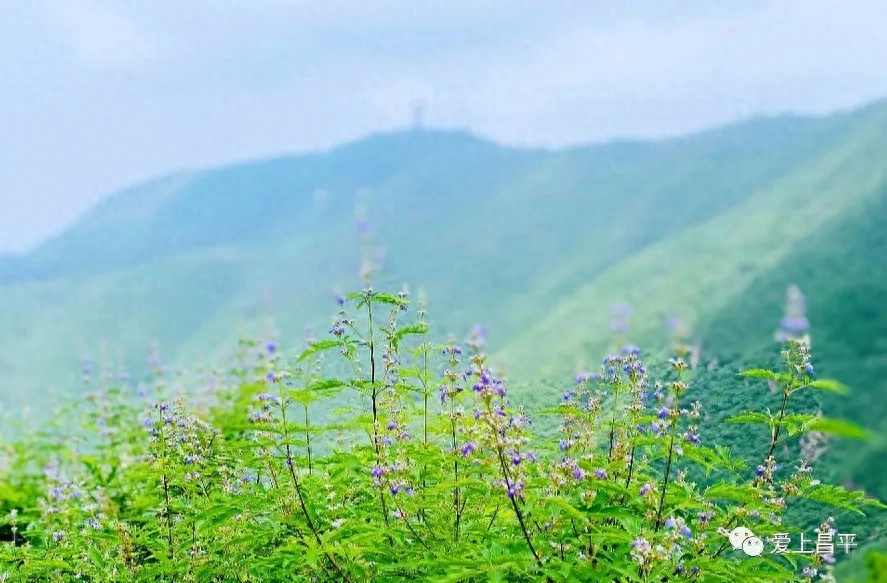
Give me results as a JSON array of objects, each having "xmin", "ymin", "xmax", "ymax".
[
  {"xmin": 799, "ymin": 484, "xmax": 886, "ymax": 514},
  {"xmin": 296, "ymin": 339, "xmax": 344, "ymax": 362},
  {"xmin": 704, "ymin": 482, "xmax": 759, "ymax": 503}
]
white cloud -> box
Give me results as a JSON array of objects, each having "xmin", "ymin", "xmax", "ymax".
[{"xmin": 44, "ymin": 0, "xmax": 160, "ymax": 73}]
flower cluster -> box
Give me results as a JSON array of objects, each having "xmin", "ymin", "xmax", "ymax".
[{"xmin": 775, "ymin": 284, "xmax": 811, "ymax": 346}]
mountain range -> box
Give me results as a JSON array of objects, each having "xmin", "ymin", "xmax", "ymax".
[{"xmin": 2, "ymin": 102, "xmax": 887, "ymax": 571}]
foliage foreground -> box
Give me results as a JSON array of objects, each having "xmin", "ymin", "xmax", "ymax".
[{"xmin": 0, "ymin": 283, "xmax": 885, "ymax": 582}]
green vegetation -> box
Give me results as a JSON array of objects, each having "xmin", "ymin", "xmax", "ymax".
[
  {"xmin": 1, "ymin": 100, "xmax": 887, "ymax": 580},
  {"xmin": 0, "ymin": 279, "xmax": 884, "ymax": 581}
]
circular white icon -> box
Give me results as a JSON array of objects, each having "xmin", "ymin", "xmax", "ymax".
[
  {"xmin": 728, "ymin": 527, "xmax": 755, "ymax": 550},
  {"xmin": 742, "ymin": 536, "xmax": 765, "ymax": 557}
]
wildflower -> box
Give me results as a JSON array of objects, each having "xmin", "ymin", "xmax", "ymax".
[
  {"xmin": 639, "ymin": 483, "xmax": 654, "ymax": 497},
  {"xmin": 504, "ymin": 480, "xmax": 524, "ymax": 499},
  {"xmin": 664, "ymin": 517, "xmax": 677, "ymax": 530},
  {"xmin": 460, "ymin": 442, "xmax": 476, "ymax": 457},
  {"xmin": 610, "ymin": 303, "xmax": 632, "ymax": 334},
  {"xmin": 680, "ymin": 525, "xmax": 693, "ymax": 539},
  {"xmin": 370, "ymin": 465, "xmax": 385, "ymax": 479},
  {"xmin": 594, "ymin": 468, "xmax": 608, "ymax": 479},
  {"xmin": 52, "ymin": 530, "xmax": 65, "ymax": 543},
  {"xmin": 621, "ymin": 343, "xmax": 641, "ymax": 356},
  {"xmin": 630, "ymin": 537, "xmax": 652, "ymax": 565},
  {"xmin": 572, "ymin": 467, "xmax": 585, "ymax": 480}
]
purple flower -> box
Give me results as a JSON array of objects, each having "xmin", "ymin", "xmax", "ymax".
[
  {"xmin": 664, "ymin": 517, "xmax": 677, "ymax": 530},
  {"xmin": 680, "ymin": 525, "xmax": 693, "ymax": 539},
  {"xmin": 504, "ymin": 480, "xmax": 524, "ymax": 499},
  {"xmin": 371, "ymin": 465, "xmax": 384, "ymax": 479},
  {"xmin": 805, "ymin": 363, "xmax": 815, "ymax": 376},
  {"xmin": 572, "ymin": 467, "xmax": 585, "ymax": 480},
  {"xmin": 639, "ymin": 483, "xmax": 653, "ymax": 496},
  {"xmin": 594, "ymin": 469, "xmax": 608, "ymax": 479},
  {"xmin": 780, "ymin": 315, "xmax": 809, "ymax": 333},
  {"xmin": 266, "ymin": 342, "xmax": 277, "ymax": 354},
  {"xmin": 658, "ymin": 407, "xmax": 670, "ymax": 420},
  {"xmin": 460, "ymin": 442, "xmax": 476, "ymax": 457},
  {"xmin": 621, "ymin": 343, "xmax": 641, "ymax": 356}
]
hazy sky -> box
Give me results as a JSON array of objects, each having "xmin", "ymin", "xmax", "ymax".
[{"xmin": 2, "ymin": 0, "xmax": 887, "ymax": 252}]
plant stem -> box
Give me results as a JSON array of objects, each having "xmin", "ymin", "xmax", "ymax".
[
  {"xmin": 278, "ymin": 382, "xmax": 352, "ymax": 582},
  {"xmin": 766, "ymin": 388, "xmax": 791, "ymax": 461},
  {"xmin": 495, "ymin": 449, "xmax": 540, "ymax": 566},
  {"xmin": 304, "ymin": 403, "xmax": 313, "ymax": 475}
]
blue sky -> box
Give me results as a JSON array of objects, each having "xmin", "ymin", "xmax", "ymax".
[{"xmin": 2, "ymin": 0, "xmax": 886, "ymax": 252}]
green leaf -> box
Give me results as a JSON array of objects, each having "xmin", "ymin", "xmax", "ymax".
[
  {"xmin": 799, "ymin": 484, "xmax": 887, "ymax": 515},
  {"xmin": 542, "ymin": 497, "xmax": 588, "ymax": 523},
  {"xmin": 704, "ymin": 482, "xmax": 760, "ymax": 503},
  {"xmin": 740, "ymin": 369, "xmax": 781, "ymax": 381},
  {"xmin": 723, "ymin": 411, "xmax": 772, "ymax": 425},
  {"xmin": 87, "ymin": 546, "xmax": 105, "ymax": 568},
  {"xmin": 296, "ymin": 340, "xmax": 343, "ymax": 362},
  {"xmin": 799, "ymin": 378, "xmax": 850, "ymax": 396},
  {"xmin": 808, "ymin": 417, "xmax": 868, "ymax": 439}
]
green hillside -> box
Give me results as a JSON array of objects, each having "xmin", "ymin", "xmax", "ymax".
[{"xmin": 0, "ymin": 110, "xmax": 866, "ymax": 415}]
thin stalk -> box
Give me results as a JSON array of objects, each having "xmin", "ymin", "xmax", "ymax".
[
  {"xmin": 277, "ymin": 383, "xmax": 352, "ymax": 582},
  {"xmin": 451, "ymin": 411, "xmax": 461, "ymax": 542},
  {"xmin": 304, "ymin": 403, "xmax": 313, "ymax": 475},
  {"xmin": 607, "ymin": 385, "xmax": 621, "ymax": 461},
  {"xmin": 495, "ymin": 449, "xmax": 541, "ymax": 566},
  {"xmin": 159, "ymin": 423, "xmax": 174, "ymax": 561},
  {"xmin": 365, "ymin": 295, "xmax": 390, "ymax": 526}
]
